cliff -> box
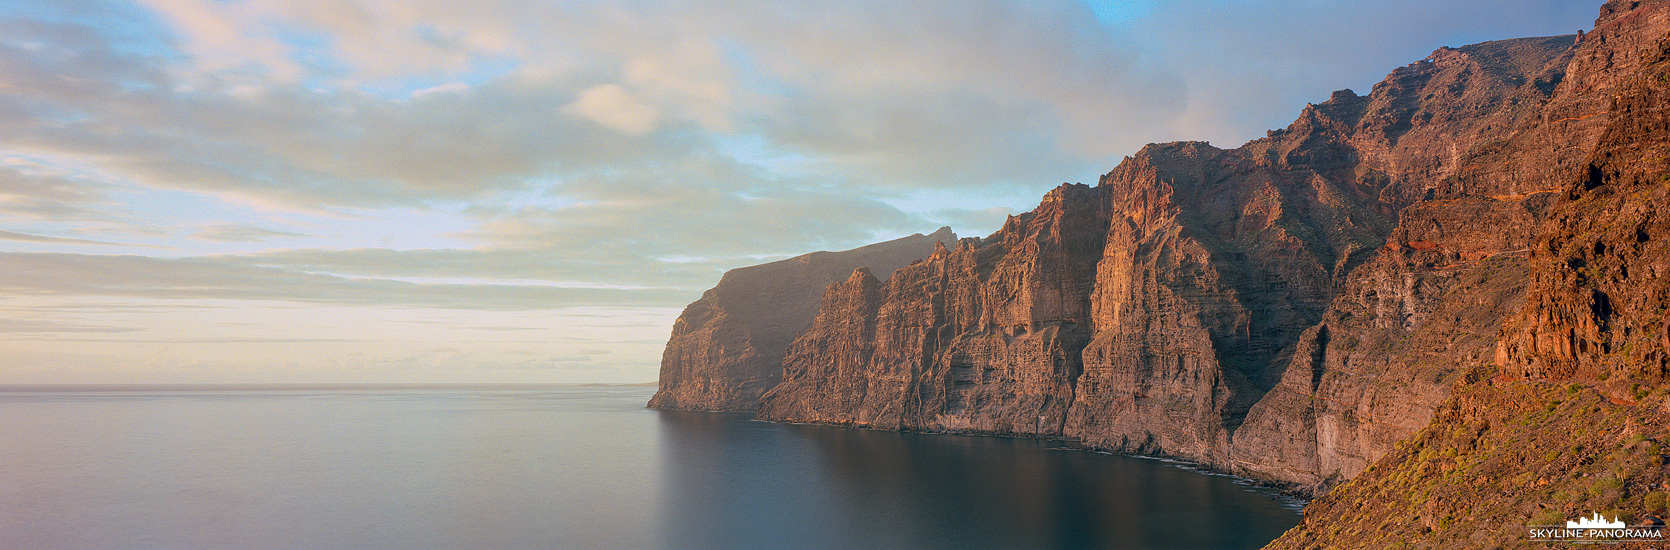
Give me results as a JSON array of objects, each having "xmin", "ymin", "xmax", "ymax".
[
  {"xmin": 757, "ymin": 183, "xmax": 1111, "ymax": 431},
  {"xmin": 663, "ymin": 0, "xmax": 1670, "ymax": 542},
  {"xmin": 753, "ymin": 0, "xmax": 1670, "ymax": 499},
  {"xmin": 649, "ymin": 227, "xmax": 956, "ymax": 411},
  {"xmin": 1274, "ymin": 1, "xmax": 1670, "ymax": 546},
  {"xmin": 755, "ymin": 24, "xmax": 1613, "ymax": 493}
]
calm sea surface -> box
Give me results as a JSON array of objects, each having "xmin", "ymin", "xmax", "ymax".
[{"xmin": 0, "ymin": 385, "xmax": 1300, "ymax": 549}]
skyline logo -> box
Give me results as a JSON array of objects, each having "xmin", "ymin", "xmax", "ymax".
[
  {"xmin": 1528, "ymin": 512, "xmax": 1664, "ymax": 543},
  {"xmin": 1567, "ymin": 512, "xmax": 1627, "ymax": 529}
]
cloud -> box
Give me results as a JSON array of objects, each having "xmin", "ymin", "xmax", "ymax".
[
  {"xmin": 0, "ymin": 318, "xmax": 143, "ymax": 333},
  {"xmin": 0, "ymin": 252, "xmax": 692, "ymax": 309},
  {"xmin": 220, "ymin": 161, "xmax": 932, "ymax": 293},
  {"xmin": 565, "ymin": 84, "xmax": 660, "ymax": 135},
  {"xmin": 3, "ymin": 336, "xmax": 370, "ymax": 343},
  {"xmin": 730, "ymin": 1, "xmax": 1185, "ymax": 169},
  {"xmin": 0, "ymin": 14, "xmax": 704, "ymax": 210},
  {"xmin": 0, "ymin": 230, "xmax": 130, "ymax": 246},
  {"xmin": 133, "ymin": 0, "xmax": 303, "ymax": 81},
  {"xmin": 447, "ymin": 162, "xmax": 931, "ymax": 277},
  {"xmin": 191, "ymin": 224, "xmax": 310, "ymax": 242},
  {"xmin": 0, "ymin": 0, "xmax": 1189, "ymax": 216},
  {"xmin": 0, "ymin": 161, "xmax": 114, "ymax": 220}
]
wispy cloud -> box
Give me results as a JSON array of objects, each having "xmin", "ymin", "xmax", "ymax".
[
  {"xmin": 0, "ymin": 160, "xmax": 118, "ymax": 220},
  {"xmin": 190, "ymin": 224, "xmax": 310, "ymax": 242},
  {"xmin": 0, "ymin": 230, "xmax": 131, "ymax": 247},
  {"xmin": 0, "ymin": 318, "xmax": 143, "ymax": 333},
  {"xmin": 1, "ymin": 253, "xmax": 691, "ymax": 309}
]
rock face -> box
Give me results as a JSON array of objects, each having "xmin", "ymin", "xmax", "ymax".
[
  {"xmin": 667, "ymin": 3, "xmax": 1670, "ymax": 535},
  {"xmin": 758, "ymin": 184, "xmax": 1110, "ymax": 432},
  {"xmin": 752, "ymin": 0, "xmax": 1670, "ymax": 498},
  {"xmin": 1272, "ymin": 4, "xmax": 1670, "ymax": 542},
  {"xmin": 649, "ymin": 227, "xmax": 956, "ymax": 412}
]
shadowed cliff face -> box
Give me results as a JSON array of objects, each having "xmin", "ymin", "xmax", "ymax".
[
  {"xmin": 758, "ymin": 184, "xmax": 1109, "ymax": 432},
  {"xmin": 751, "ymin": 2, "xmax": 1670, "ymax": 496},
  {"xmin": 649, "ymin": 227, "xmax": 955, "ymax": 412}
]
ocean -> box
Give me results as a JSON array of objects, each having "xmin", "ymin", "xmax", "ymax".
[{"xmin": 0, "ymin": 385, "xmax": 1300, "ymax": 549}]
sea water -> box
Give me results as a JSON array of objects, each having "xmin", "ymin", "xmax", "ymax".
[{"xmin": 0, "ymin": 385, "xmax": 1299, "ymax": 549}]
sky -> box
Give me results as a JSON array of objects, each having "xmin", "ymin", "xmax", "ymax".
[{"xmin": 1, "ymin": 0, "xmax": 1602, "ymax": 384}]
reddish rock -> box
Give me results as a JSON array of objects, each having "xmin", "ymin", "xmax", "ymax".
[{"xmin": 1496, "ymin": 1, "xmax": 1670, "ymax": 386}]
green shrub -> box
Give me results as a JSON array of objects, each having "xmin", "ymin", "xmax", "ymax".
[
  {"xmin": 1531, "ymin": 509, "xmax": 1565, "ymax": 526},
  {"xmin": 1646, "ymin": 492, "xmax": 1669, "ymax": 512}
]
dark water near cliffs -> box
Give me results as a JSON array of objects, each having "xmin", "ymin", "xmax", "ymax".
[{"xmin": 0, "ymin": 385, "xmax": 1298, "ymax": 549}]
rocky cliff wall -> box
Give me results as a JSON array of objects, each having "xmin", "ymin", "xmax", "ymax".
[
  {"xmin": 758, "ymin": 184, "xmax": 1110, "ymax": 433},
  {"xmin": 649, "ymin": 227, "xmax": 955, "ymax": 412},
  {"xmin": 753, "ymin": 3, "xmax": 1667, "ymax": 496},
  {"xmin": 1227, "ymin": 195, "xmax": 1548, "ymax": 490},
  {"xmin": 1272, "ymin": 3, "xmax": 1670, "ymax": 543},
  {"xmin": 1243, "ymin": 0, "xmax": 1670, "ymax": 497},
  {"xmin": 667, "ymin": 0, "xmax": 1670, "ymax": 518}
]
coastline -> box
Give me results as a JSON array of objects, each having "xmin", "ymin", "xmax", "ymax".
[{"xmin": 727, "ymin": 410, "xmax": 1317, "ymax": 506}]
